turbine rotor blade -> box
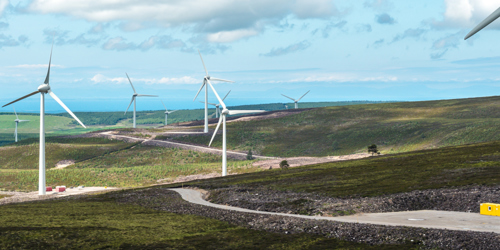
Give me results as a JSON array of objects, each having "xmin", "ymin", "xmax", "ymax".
[
  {"xmin": 13, "ymin": 107, "xmax": 18, "ymax": 119},
  {"xmin": 208, "ymin": 116, "xmax": 223, "ymax": 147},
  {"xmin": 124, "ymin": 96, "xmax": 134, "ymax": 114},
  {"xmin": 206, "ymin": 79, "xmax": 226, "ymax": 110},
  {"xmin": 281, "ymin": 94, "xmax": 296, "ymax": 102},
  {"xmin": 210, "ymin": 77, "xmax": 234, "ymax": 83},
  {"xmin": 193, "ymin": 81, "xmax": 205, "ymax": 101},
  {"xmin": 48, "ymin": 90, "xmax": 86, "ymax": 128},
  {"xmin": 161, "ymin": 100, "xmax": 167, "ymax": 111},
  {"xmin": 228, "ymin": 110, "xmax": 265, "ymax": 115},
  {"xmin": 296, "ymin": 90, "xmax": 310, "ymax": 102},
  {"xmin": 198, "ymin": 50, "xmax": 209, "ymax": 76},
  {"xmin": 19, "ymin": 120, "xmax": 30, "ymax": 122},
  {"xmin": 169, "ymin": 110, "xmax": 177, "ymax": 114},
  {"xmin": 465, "ymin": 7, "xmax": 500, "ymax": 40},
  {"xmin": 222, "ymin": 90, "xmax": 231, "ymax": 101},
  {"xmin": 2, "ymin": 91, "xmax": 40, "ymax": 108},
  {"xmin": 136, "ymin": 94, "xmax": 158, "ymax": 97},
  {"xmin": 44, "ymin": 44, "xmax": 53, "ymax": 84},
  {"xmin": 126, "ymin": 73, "xmax": 137, "ymax": 93}
]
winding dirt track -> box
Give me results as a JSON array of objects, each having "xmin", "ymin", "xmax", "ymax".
[
  {"xmin": 170, "ymin": 188, "xmax": 500, "ymax": 234},
  {"xmin": 98, "ymin": 131, "xmax": 276, "ymax": 160}
]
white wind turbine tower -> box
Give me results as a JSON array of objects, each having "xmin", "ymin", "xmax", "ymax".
[
  {"xmin": 124, "ymin": 73, "xmax": 158, "ymax": 128},
  {"xmin": 161, "ymin": 100, "xmax": 177, "ymax": 125},
  {"xmin": 12, "ymin": 107, "xmax": 29, "ymax": 142},
  {"xmin": 281, "ymin": 90, "xmax": 310, "ymax": 109},
  {"xmin": 206, "ymin": 81, "xmax": 265, "ymax": 176},
  {"xmin": 465, "ymin": 7, "xmax": 500, "ymax": 40},
  {"xmin": 193, "ymin": 50, "xmax": 234, "ymax": 133},
  {"xmin": 199, "ymin": 90, "xmax": 231, "ymax": 118},
  {"xmin": 2, "ymin": 46, "xmax": 86, "ymax": 195}
]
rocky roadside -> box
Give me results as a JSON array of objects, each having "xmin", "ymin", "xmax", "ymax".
[
  {"xmin": 113, "ymin": 187, "xmax": 500, "ymax": 249},
  {"xmin": 205, "ymin": 185, "xmax": 500, "ymax": 216}
]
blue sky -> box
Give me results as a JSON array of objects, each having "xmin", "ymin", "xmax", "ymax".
[{"xmin": 0, "ymin": 0, "xmax": 500, "ymax": 112}]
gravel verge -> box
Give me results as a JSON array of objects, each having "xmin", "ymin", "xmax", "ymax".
[
  {"xmin": 205, "ymin": 185, "xmax": 500, "ymax": 216},
  {"xmin": 112, "ymin": 187, "xmax": 500, "ymax": 249}
]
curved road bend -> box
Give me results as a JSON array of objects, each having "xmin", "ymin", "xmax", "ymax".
[
  {"xmin": 99, "ymin": 131, "xmax": 275, "ymax": 160},
  {"xmin": 170, "ymin": 188, "xmax": 500, "ymax": 234}
]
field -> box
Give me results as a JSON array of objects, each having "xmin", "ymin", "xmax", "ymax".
[
  {"xmin": 178, "ymin": 140, "xmax": 500, "ymax": 198},
  {"xmin": 0, "ymin": 191, "xmax": 401, "ymax": 249},
  {"xmin": 0, "ymin": 137, "xmax": 256, "ymax": 191},
  {"xmin": 172, "ymin": 96, "xmax": 500, "ymax": 157}
]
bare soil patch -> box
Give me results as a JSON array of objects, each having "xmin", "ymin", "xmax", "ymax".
[{"xmin": 52, "ymin": 160, "xmax": 75, "ymax": 170}]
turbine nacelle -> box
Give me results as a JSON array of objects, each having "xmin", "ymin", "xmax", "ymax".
[
  {"xmin": 37, "ymin": 84, "xmax": 50, "ymax": 93},
  {"xmin": 221, "ymin": 108, "xmax": 229, "ymax": 115}
]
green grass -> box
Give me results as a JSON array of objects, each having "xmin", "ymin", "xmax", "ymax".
[
  {"xmin": 0, "ymin": 191, "xmax": 398, "ymax": 249},
  {"xmin": 0, "ymin": 137, "xmax": 136, "ymax": 170},
  {"xmin": 71, "ymin": 144, "xmax": 222, "ymax": 169},
  {"xmin": 173, "ymin": 96, "xmax": 500, "ymax": 157},
  {"xmin": 178, "ymin": 140, "xmax": 500, "ymax": 198}
]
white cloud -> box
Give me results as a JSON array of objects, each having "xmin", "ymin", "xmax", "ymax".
[
  {"xmin": 28, "ymin": 0, "xmax": 341, "ymax": 42},
  {"xmin": 290, "ymin": 74, "xmax": 398, "ymax": 83},
  {"xmin": 91, "ymin": 74, "xmax": 198, "ymax": 85},
  {"xmin": 433, "ymin": 0, "xmax": 500, "ymax": 29},
  {"xmin": 0, "ymin": 0, "xmax": 8, "ymax": 16}
]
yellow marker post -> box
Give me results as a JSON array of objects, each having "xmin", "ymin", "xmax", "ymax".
[{"xmin": 480, "ymin": 203, "xmax": 500, "ymax": 216}]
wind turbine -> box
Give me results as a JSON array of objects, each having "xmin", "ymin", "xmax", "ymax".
[
  {"xmin": 199, "ymin": 90, "xmax": 231, "ymax": 118},
  {"xmin": 124, "ymin": 73, "xmax": 158, "ymax": 128},
  {"xmin": 2, "ymin": 46, "xmax": 86, "ymax": 195},
  {"xmin": 12, "ymin": 107, "xmax": 29, "ymax": 142},
  {"xmin": 193, "ymin": 50, "xmax": 234, "ymax": 133},
  {"xmin": 465, "ymin": 7, "xmax": 500, "ymax": 40},
  {"xmin": 281, "ymin": 90, "xmax": 310, "ymax": 109},
  {"xmin": 161, "ymin": 100, "xmax": 177, "ymax": 125},
  {"xmin": 206, "ymin": 80, "xmax": 264, "ymax": 176}
]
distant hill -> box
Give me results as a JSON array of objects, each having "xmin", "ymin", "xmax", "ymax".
[{"xmin": 173, "ymin": 96, "xmax": 500, "ymax": 157}]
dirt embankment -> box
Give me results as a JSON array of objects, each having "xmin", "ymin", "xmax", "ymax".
[{"xmin": 115, "ymin": 187, "xmax": 500, "ymax": 249}]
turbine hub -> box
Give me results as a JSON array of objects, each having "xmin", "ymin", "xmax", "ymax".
[
  {"xmin": 37, "ymin": 84, "xmax": 50, "ymax": 93},
  {"xmin": 15, "ymin": 119, "xmax": 19, "ymax": 122},
  {"xmin": 221, "ymin": 109, "xmax": 229, "ymax": 115},
  {"xmin": 133, "ymin": 93, "xmax": 138, "ymax": 97},
  {"xmin": 206, "ymin": 76, "xmax": 210, "ymax": 80}
]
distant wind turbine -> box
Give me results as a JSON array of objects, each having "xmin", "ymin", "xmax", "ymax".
[
  {"xmin": 206, "ymin": 81, "xmax": 264, "ymax": 176},
  {"xmin": 124, "ymin": 73, "xmax": 158, "ymax": 128},
  {"xmin": 12, "ymin": 107, "xmax": 29, "ymax": 142},
  {"xmin": 161, "ymin": 100, "xmax": 177, "ymax": 125},
  {"xmin": 281, "ymin": 90, "xmax": 310, "ymax": 109},
  {"xmin": 193, "ymin": 50, "xmax": 234, "ymax": 133},
  {"xmin": 199, "ymin": 90, "xmax": 231, "ymax": 118},
  {"xmin": 465, "ymin": 7, "xmax": 500, "ymax": 40},
  {"xmin": 2, "ymin": 46, "xmax": 86, "ymax": 195}
]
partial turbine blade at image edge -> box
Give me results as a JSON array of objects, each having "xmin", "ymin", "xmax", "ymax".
[
  {"xmin": 48, "ymin": 90, "xmax": 86, "ymax": 128},
  {"xmin": 465, "ymin": 7, "xmax": 500, "ymax": 40},
  {"xmin": 208, "ymin": 116, "xmax": 223, "ymax": 147},
  {"xmin": 2, "ymin": 91, "xmax": 40, "ymax": 108}
]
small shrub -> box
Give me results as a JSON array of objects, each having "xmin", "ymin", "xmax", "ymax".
[
  {"xmin": 368, "ymin": 144, "xmax": 379, "ymax": 156},
  {"xmin": 246, "ymin": 150, "xmax": 253, "ymax": 160},
  {"xmin": 279, "ymin": 160, "xmax": 289, "ymax": 170}
]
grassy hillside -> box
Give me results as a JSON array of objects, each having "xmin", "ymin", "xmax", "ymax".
[
  {"xmin": 178, "ymin": 140, "xmax": 500, "ymax": 198},
  {"xmin": 173, "ymin": 96, "xmax": 500, "ymax": 157}
]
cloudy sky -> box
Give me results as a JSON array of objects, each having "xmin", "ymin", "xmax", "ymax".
[{"xmin": 0, "ymin": 0, "xmax": 500, "ymax": 112}]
